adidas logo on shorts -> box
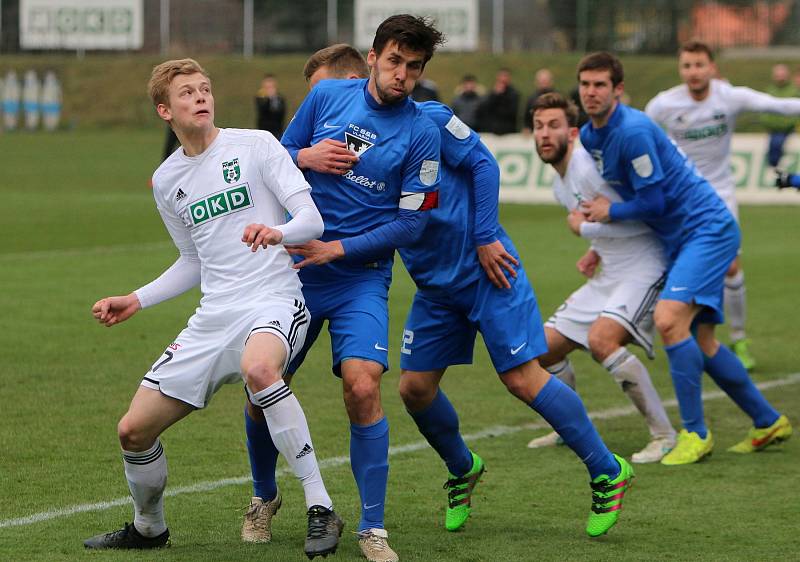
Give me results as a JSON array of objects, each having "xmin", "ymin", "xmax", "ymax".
[{"xmin": 296, "ymin": 443, "xmax": 313, "ymax": 459}]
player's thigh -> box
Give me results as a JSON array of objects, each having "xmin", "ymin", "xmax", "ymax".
[
  {"xmin": 597, "ymin": 274, "xmax": 664, "ymax": 359},
  {"xmin": 538, "ymin": 325, "xmax": 580, "ymax": 368},
  {"xmin": 241, "ymin": 332, "xmax": 289, "ymax": 391},
  {"xmin": 473, "ymin": 265, "xmax": 548, "ymax": 374},
  {"xmin": 399, "ymin": 290, "xmax": 475, "ymax": 372},
  {"xmin": 120, "ymin": 385, "xmax": 193, "ymax": 449},
  {"xmin": 141, "ymin": 319, "xmax": 241, "ymax": 409},
  {"xmin": 327, "ymin": 284, "xmax": 391, "ymax": 376},
  {"xmin": 545, "ymin": 278, "xmax": 609, "ymax": 353},
  {"xmin": 660, "ymin": 219, "xmax": 739, "ymax": 326}
]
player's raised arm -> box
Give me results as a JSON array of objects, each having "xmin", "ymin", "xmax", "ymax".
[{"xmin": 730, "ymin": 85, "xmax": 800, "ymax": 116}]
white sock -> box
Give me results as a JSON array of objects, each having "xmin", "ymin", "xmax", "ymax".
[
  {"xmin": 250, "ymin": 380, "xmax": 332, "ymax": 510},
  {"xmin": 724, "ymin": 270, "xmax": 747, "ymax": 341},
  {"xmin": 546, "ymin": 359, "xmax": 576, "ymax": 390},
  {"xmin": 602, "ymin": 348, "xmax": 675, "ymax": 440},
  {"xmin": 122, "ymin": 440, "xmax": 168, "ymax": 537}
]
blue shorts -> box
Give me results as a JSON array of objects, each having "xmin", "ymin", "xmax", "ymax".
[
  {"xmin": 660, "ymin": 216, "xmax": 740, "ymax": 325},
  {"xmin": 400, "ymin": 261, "xmax": 548, "ymax": 374},
  {"xmin": 288, "ymin": 277, "xmax": 390, "ymax": 377}
]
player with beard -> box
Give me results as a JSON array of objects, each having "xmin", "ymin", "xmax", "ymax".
[
  {"xmin": 645, "ymin": 40, "xmax": 800, "ymax": 372},
  {"xmin": 529, "ymin": 92, "xmax": 675, "ymax": 463}
]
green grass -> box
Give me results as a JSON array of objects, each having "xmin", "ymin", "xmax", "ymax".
[
  {"xmin": 1, "ymin": 130, "xmax": 799, "ymax": 561},
  {"xmin": 0, "ymin": 52, "xmax": 793, "ymax": 130}
]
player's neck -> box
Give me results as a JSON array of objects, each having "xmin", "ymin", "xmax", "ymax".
[{"xmin": 177, "ymin": 126, "xmax": 220, "ymax": 157}]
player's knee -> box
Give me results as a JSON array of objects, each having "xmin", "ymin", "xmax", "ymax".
[
  {"xmin": 654, "ymin": 308, "xmax": 680, "ymax": 341},
  {"xmin": 587, "ymin": 330, "xmax": 616, "ymax": 362},
  {"xmin": 344, "ymin": 375, "xmax": 380, "ymax": 409},
  {"xmin": 500, "ymin": 369, "xmax": 536, "ymax": 403},
  {"xmin": 117, "ymin": 417, "xmax": 154, "ymax": 452},
  {"xmin": 241, "ymin": 359, "xmax": 283, "ymax": 392},
  {"xmin": 398, "ymin": 374, "xmax": 437, "ymax": 411}
]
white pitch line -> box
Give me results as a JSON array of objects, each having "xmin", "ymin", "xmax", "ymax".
[{"xmin": 2, "ymin": 373, "xmax": 798, "ymax": 530}]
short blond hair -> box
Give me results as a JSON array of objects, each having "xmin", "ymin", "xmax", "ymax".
[{"xmin": 148, "ymin": 58, "xmax": 209, "ymax": 106}]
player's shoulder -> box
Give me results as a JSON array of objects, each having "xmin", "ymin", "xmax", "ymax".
[
  {"xmin": 649, "ymin": 84, "xmax": 688, "ymax": 108},
  {"xmin": 618, "ymin": 104, "xmax": 660, "ymax": 135},
  {"xmin": 219, "ymin": 127, "xmax": 281, "ymax": 154},
  {"xmin": 416, "ymin": 100, "xmax": 474, "ymax": 140},
  {"xmin": 315, "ymin": 78, "xmax": 367, "ymax": 98},
  {"xmin": 152, "ymin": 149, "xmax": 184, "ymax": 191}
]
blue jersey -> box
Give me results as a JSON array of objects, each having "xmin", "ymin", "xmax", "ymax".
[
  {"xmin": 579, "ymin": 103, "xmax": 730, "ymax": 259},
  {"xmin": 282, "ymin": 79, "xmax": 440, "ymax": 284},
  {"xmin": 399, "ymin": 102, "xmax": 505, "ymax": 291}
]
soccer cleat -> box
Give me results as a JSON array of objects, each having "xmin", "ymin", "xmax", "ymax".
[
  {"xmin": 730, "ymin": 339, "xmax": 756, "ymax": 372},
  {"xmin": 241, "ymin": 493, "xmax": 282, "ymax": 543},
  {"xmin": 83, "ymin": 522, "xmax": 169, "ymax": 549},
  {"xmin": 631, "ymin": 436, "xmax": 675, "ymax": 464},
  {"xmin": 304, "ymin": 505, "xmax": 343, "ymax": 559},
  {"xmin": 586, "ymin": 454, "xmax": 634, "ymax": 537},
  {"xmin": 728, "ymin": 414, "xmax": 792, "ymax": 453},
  {"xmin": 443, "ymin": 450, "xmax": 485, "ymax": 532},
  {"xmin": 661, "ymin": 429, "xmax": 714, "ymax": 465},
  {"xmin": 526, "ymin": 430, "xmax": 565, "ymax": 449},
  {"xmin": 357, "ymin": 528, "xmax": 398, "ymax": 562},
  {"xmin": 775, "ymin": 169, "xmax": 792, "ymax": 189}
]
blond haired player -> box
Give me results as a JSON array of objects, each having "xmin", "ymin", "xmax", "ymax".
[{"xmin": 83, "ymin": 59, "xmax": 343, "ymax": 559}]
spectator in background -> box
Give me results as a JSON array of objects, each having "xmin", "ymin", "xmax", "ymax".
[
  {"xmin": 412, "ymin": 78, "xmax": 440, "ymax": 102},
  {"xmin": 255, "ymin": 74, "xmax": 286, "ymax": 137},
  {"xmin": 522, "ymin": 68, "xmax": 556, "ymax": 134},
  {"xmin": 480, "ymin": 68, "xmax": 519, "ymax": 135},
  {"xmin": 451, "ymin": 74, "xmax": 485, "ymax": 131},
  {"xmin": 761, "ymin": 64, "xmax": 799, "ymax": 168}
]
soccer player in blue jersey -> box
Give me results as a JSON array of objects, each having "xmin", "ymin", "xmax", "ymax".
[
  {"xmin": 578, "ymin": 52, "xmax": 792, "ymax": 465},
  {"xmin": 241, "ymin": 18, "xmax": 443, "ymax": 562},
  {"xmin": 289, "ymin": 44, "xmax": 635, "ymax": 539}
]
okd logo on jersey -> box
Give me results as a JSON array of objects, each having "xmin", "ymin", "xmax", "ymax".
[{"xmin": 186, "ymin": 184, "xmax": 252, "ymax": 227}]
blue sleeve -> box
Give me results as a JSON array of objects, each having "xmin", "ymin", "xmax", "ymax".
[
  {"xmin": 459, "ymin": 142, "xmax": 499, "ymax": 245},
  {"xmin": 609, "ymin": 182, "xmax": 665, "ymax": 220},
  {"xmin": 401, "ymin": 118, "xmax": 441, "ymax": 195},
  {"xmin": 419, "ymin": 101, "xmax": 478, "ymax": 168},
  {"xmin": 341, "ymin": 209, "xmax": 431, "ymax": 261},
  {"xmin": 609, "ymin": 127, "xmax": 667, "ymax": 220},
  {"xmin": 280, "ymin": 87, "xmax": 320, "ymax": 166}
]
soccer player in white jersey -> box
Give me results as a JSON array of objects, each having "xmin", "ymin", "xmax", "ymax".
[
  {"xmin": 83, "ymin": 59, "xmax": 343, "ymax": 559},
  {"xmin": 645, "ymin": 40, "xmax": 800, "ymax": 371},
  {"xmin": 530, "ymin": 92, "xmax": 676, "ymax": 463}
]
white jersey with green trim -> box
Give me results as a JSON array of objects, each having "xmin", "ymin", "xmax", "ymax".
[
  {"xmin": 553, "ymin": 146, "xmax": 665, "ymax": 276},
  {"xmin": 646, "ymin": 78, "xmax": 800, "ymax": 202},
  {"xmin": 151, "ymin": 128, "xmax": 309, "ymax": 309}
]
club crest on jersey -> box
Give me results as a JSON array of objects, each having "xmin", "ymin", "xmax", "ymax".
[
  {"xmin": 632, "ymin": 154, "xmax": 653, "ymax": 178},
  {"xmin": 222, "ymin": 158, "xmax": 241, "ymax": 183},
  {"xmin": 183, "ymin": 184, "xmax": 253, "ymax": 227},
  {"xmin": 344, "ymin": 132, "xmax": 374, "ymax": 157}
]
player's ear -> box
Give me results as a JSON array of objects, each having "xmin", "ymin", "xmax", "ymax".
[
  {"xmin": 156, "ymin": 103, "xmax": 171, "ymax": 123},
  {"xmin": 366, "ymin": 49, "xmax": 377, "ymax": 69},
  {"xmin": 569, "ymin": 127, "xmax": 579, "ymax": 141}
]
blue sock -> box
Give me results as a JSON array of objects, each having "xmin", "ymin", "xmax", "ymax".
[
  {"xmin": 529, "ymin": 376, "xmax": 618, "ymax": 480},
  {"xmin": 665, "ymin": 337, "xmax": 707, "ymax": 438},
  {"xmin": 704, "ymin": 346, "xmax": 779, "ymax": 428},
  {"xmin": 351, "ymin": 417, "xmax": 389, "ymax": 532},
  {"xmin": 244, "ymin": 407, "xmax": 279, "ymax": 501},
  {"xmin": 408, "ymin": 390, "xmax": 472, "ymax": 477}
]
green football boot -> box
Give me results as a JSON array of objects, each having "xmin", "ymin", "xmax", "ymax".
[
  {"xmin": 728, "ymin": 414, "xmax": 792, "ymax": 453},
  {"xmin": 444, "ymin": 451, "xmax": 485, "ymax": 532},
  {"xmin": 731, "ymin": 339, "xmax": 756, "ymax": 371},
  {"xmin": 586, "ymin": 454, "xmax": 634, "ymax": 537}
]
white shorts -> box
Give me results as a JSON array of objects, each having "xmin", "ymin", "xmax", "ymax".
[
  {"xmin": 141, "ymin": 294, "xmax": 309, "ymax": 408},
  {"xmin": 546, "ymin": 272, "xmax": 664, "ymax": 359}
]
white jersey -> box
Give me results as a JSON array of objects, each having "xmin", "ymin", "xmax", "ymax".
[
  {"xmin": 646, "ymin": 78, "xmax": 800, "ymax": 202},
  {"xmin": 553, "ymin": 147, "xmax": 665, "ymax": 275},
  {"xmin": 150, "ymin": 128, "xmax": 310, "ymax": 310}
]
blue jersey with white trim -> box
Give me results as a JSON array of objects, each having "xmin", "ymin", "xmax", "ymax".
[
  {"xmin": 579, "ymin": 103, "xmax": 730, "ymax": 259},
  {"xmin": 399, "ymin": 101, "xmax": 506, "ymax": 291},
  {"xmin": 282, "ymin": 79, "xmax": 440, "ymax": 284}
]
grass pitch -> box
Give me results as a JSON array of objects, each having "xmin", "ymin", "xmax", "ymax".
[{"xmin": 1, "ymin": 130, "xmax": 798, "ymax": 561}]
